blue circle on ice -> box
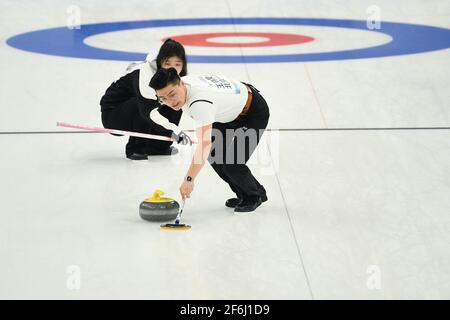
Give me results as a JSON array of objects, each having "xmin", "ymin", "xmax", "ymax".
[{"xmin": 6, "ymin": 17, "xmax": 450, "ymax": 63}]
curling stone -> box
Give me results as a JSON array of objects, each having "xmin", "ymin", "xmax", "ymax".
[{"xmin": 139, "ymin": 189, "xmax": 180, "ymax": 222}]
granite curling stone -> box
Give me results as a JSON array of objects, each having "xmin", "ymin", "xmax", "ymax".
[{"xmin": 139, "ymin": 189, "xmax": 180, "ymax": 222}]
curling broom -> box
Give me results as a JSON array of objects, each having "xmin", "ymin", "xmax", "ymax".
[{"xmin": 160, "ymin": 200, "xmax": 191, "ymax": 231}]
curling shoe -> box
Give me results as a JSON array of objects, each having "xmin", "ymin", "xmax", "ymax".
[
  {"xmin": 126, "ymin": 152, "xmax": 148, "ymax": 160},
  {"xmin": 225, "ymin": 198, "xmax": 242, "ymax": 208},
  {"xmin": 226, "ymin": 194, "xmax": 267, "ymax": 208},
  {"xmin": 234, "ymin": 196, "xmax": 263, "ymax": 213}
]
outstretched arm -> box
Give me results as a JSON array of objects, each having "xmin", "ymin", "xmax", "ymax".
[{"xmin": 179, "ymin": 124, "xmax": 213, "ymax": 200}]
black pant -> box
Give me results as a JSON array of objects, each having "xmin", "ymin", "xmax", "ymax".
[
  {"xmin": 101, "ymin": 98, "xmax": 182, "ymax": 156},
  {"xmin": 208, "ymin": 85, "xmax": 270, "ymax": 200}
]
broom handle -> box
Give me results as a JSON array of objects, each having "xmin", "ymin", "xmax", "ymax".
[
  {"xmin": 57, "ymin": 121, "xmax": 175, "ymax": 142},
  {"xmin": 175, "ymin": 200, "xmax": 186, "ymax": 224}
]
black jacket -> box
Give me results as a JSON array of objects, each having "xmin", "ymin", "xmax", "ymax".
[{"xmin": 100, "ymin": 61, "xmax": 160, "ymax": 121}]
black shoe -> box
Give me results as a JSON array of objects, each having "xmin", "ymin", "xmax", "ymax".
[
  {"xmin": 234, "ymin": 196, "xmax": 262, "ymax": 213},
  {"xmin": 146, "ymin": 146, "xmax": 178, "ymax": 156},
  {"xmin": 126, "ymin": 152, "xmax": 148, "ymax": 160},
  {"xmin": 225, "ymin": 198, "xmax": 242, "ymax": 208},
  {"xmin": 226, "ymin": 194, "xmax": 267, "ymax": 208}
]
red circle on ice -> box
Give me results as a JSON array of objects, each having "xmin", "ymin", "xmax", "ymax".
[{"xmin": 167, "ymin": 32, "xmax": 314, "ymax": 47}]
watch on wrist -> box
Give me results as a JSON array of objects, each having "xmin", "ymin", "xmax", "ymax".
[{"xmin": 185, "ymin": 175, "xmax": 193, "ymax": 182}]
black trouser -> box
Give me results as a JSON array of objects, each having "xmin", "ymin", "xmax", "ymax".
[
  {"xmin": 101, "ymin": 98, "xmax": 182, "ymax": 156},
  {"xmin": 208, "ymin": 85, "xmax": 270, "ymax": 200}
]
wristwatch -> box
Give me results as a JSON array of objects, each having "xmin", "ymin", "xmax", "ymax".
[{"xmin": 185, "ymin": 175, "xmax": 193, "ymax": 182}]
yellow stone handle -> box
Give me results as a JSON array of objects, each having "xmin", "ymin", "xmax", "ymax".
[
  {"xmin": 143, "ymin": 189, "xmax": 174, "ymax": 203},
  {"xmin": 151, "ymin": 189, "xmax": 164, "ymax": 200}
]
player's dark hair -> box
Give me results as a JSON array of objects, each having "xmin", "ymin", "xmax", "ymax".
[
  {"xmin": 156, "ymin": 38, "xmax": 188, "ymax": 76},
  {"xmin": 150, "ymin": 67, "xmax": 181, "ymax": 90}
]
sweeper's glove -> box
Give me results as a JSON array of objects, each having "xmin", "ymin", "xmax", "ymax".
[{"xmin": 171, "ymin": 131, "xmax": 193, "ymax": 146}]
